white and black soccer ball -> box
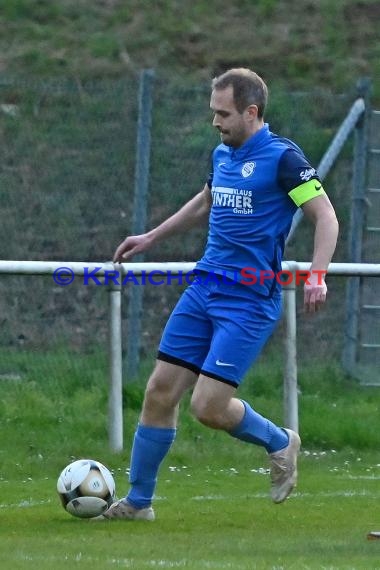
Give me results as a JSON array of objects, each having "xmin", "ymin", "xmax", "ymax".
[{"xmin": 57, "ymin": 459, "xmax": 116, "ymax": 519}]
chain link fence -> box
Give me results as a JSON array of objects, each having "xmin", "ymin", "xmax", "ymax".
[{"xmin": 0, "ymin": 72, "xmax": 366, "ymax": 387}]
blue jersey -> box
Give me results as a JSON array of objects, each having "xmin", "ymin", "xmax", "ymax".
[{"xmin": 195, "ymin": 124, "xmax": 322, "ymax": 297}]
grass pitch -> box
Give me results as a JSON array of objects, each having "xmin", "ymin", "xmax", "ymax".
[
  {"xmin": 1, "ymin": 450, "xmax": 380, "ymax": 569},
  {"xmin": 0, "ymin": 349, "xmax": 380, "ymax": 569}
]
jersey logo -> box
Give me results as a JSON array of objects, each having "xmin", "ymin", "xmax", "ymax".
[
  {"xmin": 300, "ymin": 168, "xmax": 316, "ymax": 181},
  {"xmin": 241, "ymin": 161, "xmax": 256, "ymax": 178},
  {"xmin": 211, "ymin": 186, "xmax": 253, "ymax": 214},
  {"xmin": 216, "ymin": 359, "xmax": 235, "ymax": 367}
]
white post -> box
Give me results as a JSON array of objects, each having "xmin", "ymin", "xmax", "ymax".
[
  {"xmin": 283, "ymin": 275, "xmax": 299, "ymax": 432},
  {"xmin": 108, "ymin": 282, "xmax": 123, "ymax": 452}
]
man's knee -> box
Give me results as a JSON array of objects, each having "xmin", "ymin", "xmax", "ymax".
[
  {"xmin": 143, "ymin": 373, "xmax": 176, "ymax": 412},
  {"xmin": 190, "ymin": 375, "xmax": 239, "ymax": 430},
  {"xmin": 143, "ymin": 360, "xmax": 197, "ymax": 412},
  {"xmin": 190, "ymin": 392, "xmax": 224, "ymax": 429}
]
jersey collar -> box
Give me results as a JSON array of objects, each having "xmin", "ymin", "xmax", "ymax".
[{"xmin": 229, "ymin": 123, "xmax": 270, "ymax": 160}]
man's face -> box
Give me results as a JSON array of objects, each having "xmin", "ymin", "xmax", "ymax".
[{"xmin": 210, "ymin": 86, "xmax": 251, "ymax": 148}]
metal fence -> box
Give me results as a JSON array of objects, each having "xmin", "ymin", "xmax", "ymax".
[
  {"xmin": 343, "ymin": 107, "xmax": 380, "ymax": 385},
  {"xmin": 1, "ymin": 260, "xmax": 378, "ymax": 451},
  {"xmin": 0, "ymin": 72, "xmax": 377, "ymax": 429}
]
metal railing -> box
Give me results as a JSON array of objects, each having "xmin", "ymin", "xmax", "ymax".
[{"xmin": 0, "ymin": 259, "xmax": 379, "ymax": 451}]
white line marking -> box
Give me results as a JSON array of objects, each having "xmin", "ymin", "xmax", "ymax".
[
  {"xmin": 191, "ymin": 490, "xmax": 380, "ymax": 501},
  {"xmin": 16, "ymin": 553, "xmax": 236, "ymax": 568}
]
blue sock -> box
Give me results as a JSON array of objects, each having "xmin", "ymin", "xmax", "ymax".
[
  {"xmin": 126, "ymin": 424, "xmax": 176, "ymax": 509},
  {"xmin": 229, "ymin": 400, "xmax": 288, "ymax": 453}
]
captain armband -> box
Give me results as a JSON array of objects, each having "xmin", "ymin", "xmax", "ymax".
[{"xmin": 288, "ymin": 179, "xmax": 326, "ymax": 207}]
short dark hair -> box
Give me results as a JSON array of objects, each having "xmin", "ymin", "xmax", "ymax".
[{"xmin": 211, "ymin": 68, "xmax": 268, "ymax": 118}]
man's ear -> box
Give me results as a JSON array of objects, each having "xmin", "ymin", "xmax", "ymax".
[{"xmin": 245, "ymin": 104, "xmax": 259, "ymax": 121}]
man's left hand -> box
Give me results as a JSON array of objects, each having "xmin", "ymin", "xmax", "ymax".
[{"xmin": 304, "ymin": 272, "xmax": 327, "ymax": 313}]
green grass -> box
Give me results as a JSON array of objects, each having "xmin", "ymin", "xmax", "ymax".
[
  {"xmin": 1, "ymin": 452, "xmax": 380, "ymax": 569},
  {"xmin": 1, "ymin": 349, "xmax": 380, "ymax": 568},
  {"xmin": 0, "ymin": 0, "xmax": 378, "ymax": 101}
]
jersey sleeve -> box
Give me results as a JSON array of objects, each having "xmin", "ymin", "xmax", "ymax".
[{"xmin": 278, "ymin": 148, "xmax": 326, "ymax": 207}]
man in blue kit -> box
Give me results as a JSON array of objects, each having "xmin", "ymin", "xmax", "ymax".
[{"xmin": 103, "ymin": 68, "xmax": 339, "ymax": 520}]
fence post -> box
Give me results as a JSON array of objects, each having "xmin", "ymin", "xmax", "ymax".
[
  {"xmin": 109, "ymin": 280, "xmax": 123, "ymax": 452},
  {"xmin": 343, "ymin": 78, "xmax": 371, "ymax": 372},
  {"xmin": 126, "ymin": 69, "xmax": 155, "ymax": 380},
  {"xmin": 282, "ymin": 271, "xmax": 299, "ymax": 432}
]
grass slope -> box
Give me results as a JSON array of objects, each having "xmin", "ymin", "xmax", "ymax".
[{"xmin": 0, "ymin": 0, "xmax": 378, "ymax": 101}]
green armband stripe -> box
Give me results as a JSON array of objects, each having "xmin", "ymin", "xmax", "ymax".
[{"xmin": 289, "ymin": 179, "xmax": 326, "ymax": 207}]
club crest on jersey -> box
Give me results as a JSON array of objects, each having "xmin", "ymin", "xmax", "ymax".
[{"xmin": 241, "ymin": 161, "xmax": 256, "ymax": 178}]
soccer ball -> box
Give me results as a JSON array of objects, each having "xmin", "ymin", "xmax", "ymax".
[{"xmin": 57, "ymin": 459, "xmax": 116, "ymax": 519}]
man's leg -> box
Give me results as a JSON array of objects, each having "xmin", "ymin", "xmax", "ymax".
[
  {"xmin": 105, "ymin": 281, "xmax": 213, "ymax": 520},
  {"xmin": 192, "ymin": 282, "xmax": 300, "ymax": 503},
  {"xmin": 101, "ymin": 360, "xmax": 197, "ymax": 520},
  {"xmin": 191, "ymin": 375, "xmax": 300, "ymax": 503},
  {"xmin": 191, "ymin": 375, "xmax": 287, "ymax": 449}
]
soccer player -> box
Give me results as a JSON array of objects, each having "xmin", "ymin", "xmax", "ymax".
[{"xmin": 103, "ymin": 68, "xmax": 339, "ymax": 521}]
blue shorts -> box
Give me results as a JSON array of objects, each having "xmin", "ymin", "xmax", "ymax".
[{"xmin": 158, "ymin": 273, "xmax": 282, "ymax": 387}]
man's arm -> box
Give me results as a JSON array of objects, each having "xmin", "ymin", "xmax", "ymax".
[
  {"xmin": 113, "ymin": 184, "xmax": 212, "ymax": 262},
  {"xmin": 301, "ymin": 194, "xmax": 339, "ymax": 313}
]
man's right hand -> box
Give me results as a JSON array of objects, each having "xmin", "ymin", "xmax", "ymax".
[{"xmin": 113, "ymin": 234, "xmax": 153, "ymax": 263}]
